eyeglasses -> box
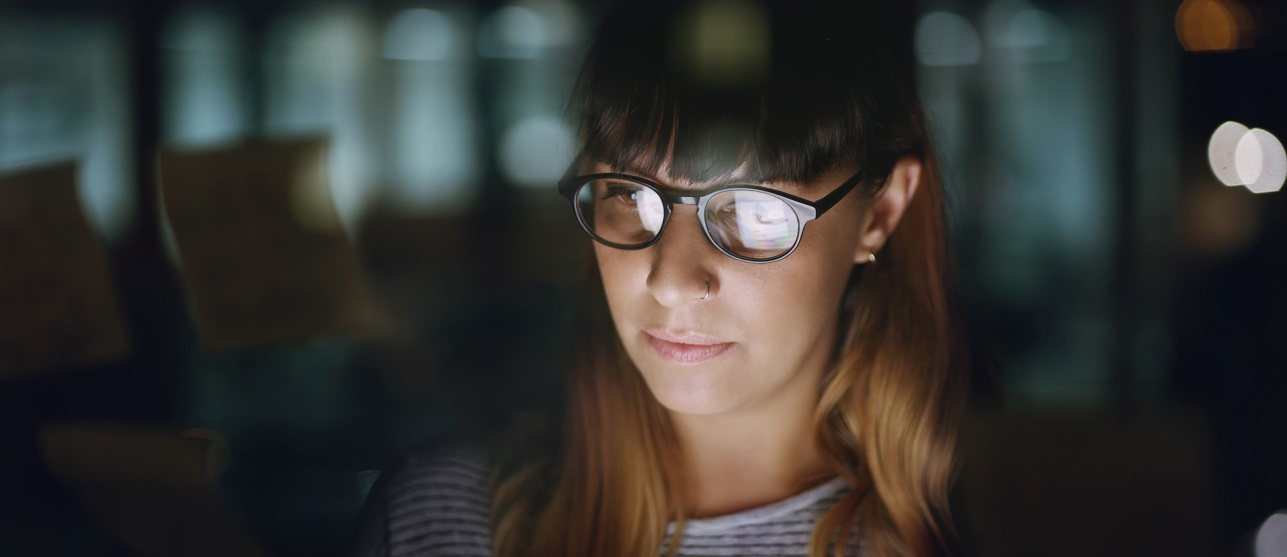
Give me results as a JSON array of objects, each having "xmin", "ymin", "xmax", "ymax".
[{"xmin": 558, "ymin": 169, "xmax": 868, "ymax": 263}]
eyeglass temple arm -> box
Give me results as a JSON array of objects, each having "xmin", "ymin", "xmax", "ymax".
[{"xmin": 810, "ymin": 171, "xmax": 869, "ymax": 217}]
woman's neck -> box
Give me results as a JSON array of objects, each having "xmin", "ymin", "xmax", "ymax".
[{"xmin": 669, "ymin": 371, "xmax": 835, "ymax": 518}]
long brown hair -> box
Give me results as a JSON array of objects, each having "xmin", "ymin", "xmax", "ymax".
[{"xmin": 491, "ymin": 1, "xmax": 966, "ymax": 555}]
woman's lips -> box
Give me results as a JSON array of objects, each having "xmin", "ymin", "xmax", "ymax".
[{"xmin": 644, "ymin": 330, "xmax": 734, "ymax": 366}]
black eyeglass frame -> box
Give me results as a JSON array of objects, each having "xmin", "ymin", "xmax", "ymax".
[{"xmin": 558, "ymin": 169, "xmax": 871, "ymax": 263}]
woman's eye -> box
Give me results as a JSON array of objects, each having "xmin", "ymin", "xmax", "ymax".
[
  {"xmin": 600, "ymin": 184, "xmax": 642, "ymax": 205},
  {"xmin": 712, "ymin": 200, "xmax": 739, "ymax": 222}
]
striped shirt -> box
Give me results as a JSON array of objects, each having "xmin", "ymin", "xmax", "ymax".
[{"xmin": 352, "ymin": 444, "xmax": 860, "ymax": 557}]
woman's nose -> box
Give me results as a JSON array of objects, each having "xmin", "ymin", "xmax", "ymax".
[{"xmin": 645, "ymin": 207, "xmax": 718, "ymax": 307}]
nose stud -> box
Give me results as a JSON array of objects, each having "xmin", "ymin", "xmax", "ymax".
[{"xmin": 701, "ymin": 280, "xmax": 710, "ymax": 300}]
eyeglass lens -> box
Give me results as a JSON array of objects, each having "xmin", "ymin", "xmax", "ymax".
[{"xmin": 574, "ymin": 178, "xmax": 802, "ymax": 261}]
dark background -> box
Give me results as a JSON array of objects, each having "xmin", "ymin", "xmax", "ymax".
[{"xmin": 1, "ymin": 0, "xmax": 1284, "ymax": 555}]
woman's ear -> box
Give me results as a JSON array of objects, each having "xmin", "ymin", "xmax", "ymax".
[{"xmin": 854, "ymin": 155, "xmax": 922, "ymax": 263}]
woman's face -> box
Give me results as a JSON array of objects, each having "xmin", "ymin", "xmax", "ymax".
[{"xmin": 594, "ymin": 161, "xmax": 871, "ymax": 417}]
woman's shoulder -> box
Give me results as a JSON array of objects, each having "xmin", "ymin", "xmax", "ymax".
[
  {"xmin": 384, "ymin": 441, "xmax": 492, "ymax": 516},
  {"xmin": 352, "ymin": 440, "xmax": 495, "ymax": 557}
]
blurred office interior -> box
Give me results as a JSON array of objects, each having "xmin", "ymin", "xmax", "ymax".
[{"xmin": 1, "ymin": 0, "xmax": 1285, "ymax": 555}]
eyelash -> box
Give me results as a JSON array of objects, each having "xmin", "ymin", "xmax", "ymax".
[{"xmin": 600, "ymin": 184, "xmax": 643, "ymax": 202}]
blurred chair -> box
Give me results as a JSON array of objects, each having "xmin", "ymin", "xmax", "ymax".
[
  {"xmin": 0, "ymin": 161, "xmax": 131, "ymax": 380},
  {"xmin": 155, "ymin": 137, "xmax": 383, "ymax": 351},
  {"xmin": 38, "ymin": 423, "xmax": 275, "ymax": 557}
]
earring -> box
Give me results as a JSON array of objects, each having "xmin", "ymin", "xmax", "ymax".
[{"xmin": 866, "ymin": 252, "xmax": 877, "ymax": 265}]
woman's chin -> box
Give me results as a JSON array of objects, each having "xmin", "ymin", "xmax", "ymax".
[
  {"xmin": 641, "ymin": 372, "xmax": 746, "ymax": 417},
  {"xmin": 654, "ymin": 395, "xmax": 738, "ymax": 417}
]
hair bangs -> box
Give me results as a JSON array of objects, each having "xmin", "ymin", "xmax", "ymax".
[{"xmin": 571, "ymin": 0, "xmax": 903, "ymax": 188}]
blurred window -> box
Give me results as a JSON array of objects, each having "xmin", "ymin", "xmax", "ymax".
[
  {"xmin": 377, "ymin": 6, "xmax": 479, "ymax": 213},
  {"xmin": 918, "ymin": 1, "xmax": 1138, "ymax": 401},
  {"xmin": 482, "ymin": 0, "xmax": 582, "ymax": 191},
  {"xmin": 0, "ymin": 16, "xmax": 133, "ymax": 242},
  {"xmin": 161, "ymin": 3, "xmax": 250, "ymax": 146},
  {"xmin": 262, "ymin": 5, "xmax": 378, "ymax": 229}
]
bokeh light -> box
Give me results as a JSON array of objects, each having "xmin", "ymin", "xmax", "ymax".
[
  {"xmin": 983, "ymin": 1, "xmax": 1070, "ymax": 63},
  {"xmin": 1256, "ymin": 512, "xmax": 1287, "ymax": 557},
  {"xmin": 1175, "ymin": 0, "xmax": 1254, "ymax": 52},
  {"xmin": 1207, "ymin": 122, "xmax": 1284, "ymax": 193},
  {"xmin": 499, "ymin": 115, "xmax": 575, "ymax": 189},
  {"xmin": 478, "ymin": 0, "xmax": 580, "ymax": 59},
  {"xmin": 479, "ymin": 7, "xmax": 543, "ymax": 59},
  {"xmin": 671, "ymin": 0, "xmax": 769, "ymax": 87},
  {"xmin": 1180, "ymin": 178, "xmax": 1260, "ymax": 257},
  {"xmin": 1209, "ymin": 121, "xmax": 1250, "ymax": 186},
  {"xmin": 915, "ymin": 12, "xmax": 982, "ymax": 67},
  {"xmin": 1238, "ymin": 129, "xmax": 1286, "ymax": 194},
  {"xmin": 383, "ymin": 9, "xmax": 454, "ymax": 61}
]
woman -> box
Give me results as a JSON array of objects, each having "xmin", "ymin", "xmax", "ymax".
[{"xmin": 355, "ymin": 0, "xmax": 966, "ymax": 555}]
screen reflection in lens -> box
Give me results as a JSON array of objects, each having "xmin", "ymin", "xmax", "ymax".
[
  {"xmin": 706, "ymin": 191, "xmax": 799, "ymax": 259},
  {"xmin": 580, "ymin": 180, "xmax": 666, "ymax": 246}
]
